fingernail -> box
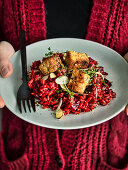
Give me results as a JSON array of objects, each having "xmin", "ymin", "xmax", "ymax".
[{"xmin": 1, "ymin": 67, "xmax": 9, "ymax": 76}]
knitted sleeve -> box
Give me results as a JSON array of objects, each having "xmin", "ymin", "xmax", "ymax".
[
  {"xmin": 86, "ymin": 0, "xmax": 128, "ymax": 56},
  {"xmin": 1, "ymin": 0, "xmax": 46, "ymax": 50},
  {"xmin": 0, "ymin": 1, "xmax": 3, "ymax": 41}
]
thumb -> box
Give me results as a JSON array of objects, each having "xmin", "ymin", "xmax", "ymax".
[
  {"xmin": 125, "ymin": 104, "xmax": 128, "ymax": 116},
  {"xmin": 0, "ymin": 59, "xmax": 13, "ymax": 78},
  {"xmin": 0, "ymin": 41, "xmax": 15, "ymax": 78},
  {"xmin": 123, "ymin": 52, "xmax": 128, "ymax": 62},
  {"xmin": 0, "ymin": 96, "xmax": 5, "ymax": 108}
]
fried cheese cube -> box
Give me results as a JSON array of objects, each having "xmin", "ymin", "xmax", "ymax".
[
  {"xmin": 68, "ymin": 69, "xmax": 90, "ymax": 94},
  {"xmin": 65, "ymin": 51, "xmax": 89, "ymax": 70},
  {"xmin": 39, "ymin": 54, "xmax": 62, "ymax": 75}
]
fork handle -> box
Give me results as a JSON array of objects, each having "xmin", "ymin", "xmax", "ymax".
[{"xmin": 19, "ymin": 30, "xmax": 27, "ymax": 83}]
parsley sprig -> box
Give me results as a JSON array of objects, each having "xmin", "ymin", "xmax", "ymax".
[
  {"xmin": 56, "ymin": 84, "xmax": 74, "ymax": 100},
  {"xmin": 80, "ymin": 67, "xmax": 98, "ymax": 74},
  {"xmin": 80, "ymin": 67, "xmax": 98, "ymax": 86},
  {"xmin": 45, "ymin": 47, "xmax": 54, "ymax": 57},
  {"xmin": 27, "ymin": 71, "xmax": 31, "ymax": 81},
  {"xmin": 64, "ymin": 85, "xmax": 74, "ymax": 100},
  {"xmin": 34, "ymin": 99, "xmax": 39, "ymax": 106},
  {"xmin": 56, "ymin": 89, "xmax": 63, "ymax": 93}
]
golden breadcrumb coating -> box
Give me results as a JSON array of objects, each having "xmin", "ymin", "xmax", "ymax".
[
  {"xmin": 39, "ymin": 54, "xmax": 62, "ymax": 75},
  {"xmin": 68, "ymin": 69, "xmax": 90, "ymax": 94},
  {"xmin": 65, "ymin": 51, "xmax": 89, "ymax": 70}
]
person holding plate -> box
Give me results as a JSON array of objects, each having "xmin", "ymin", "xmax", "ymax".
[{"xmin": 0, "ymin": 0, "xmax": 128, "ymax": 169}]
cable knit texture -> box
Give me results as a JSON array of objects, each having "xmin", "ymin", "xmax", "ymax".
[{"xmin": 0, "ymin": 0, "xmax": 128, "ymax": 169}]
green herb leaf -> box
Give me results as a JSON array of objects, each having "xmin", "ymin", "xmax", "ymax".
[
  {"xmin": 64, "ymin": 85, "xmax": 74, "ymax": 100},
  {"xmin": 102, "ymin": 79, "xmax": 106, "ymax": 85},
  {"xmin": 45, "ymin": 47, "xmax": 54, "ymax": 57},
  {"xmin": 27, "ymin": 71, "xmax": 31, "ymax": 81},
  {"xmin": 56, "ymin": 89, "xmax": 63, "ymax": 93},
  {"xmin": 48, "ymin": 47, "xmax": 51, "ymax": 51},
  {"xmin": 34, "ymin": 99, "xmax": 39, "ymax": 106}
]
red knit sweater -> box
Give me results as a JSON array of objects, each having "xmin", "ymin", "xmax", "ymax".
[{"xmin": 0, "ymin": 0, "xmax": 128, "ymax": 169}]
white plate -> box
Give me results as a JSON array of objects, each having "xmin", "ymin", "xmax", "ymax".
[{"xmin": 0, "ymin": 38, "xmax": 128, "ymax": 129}]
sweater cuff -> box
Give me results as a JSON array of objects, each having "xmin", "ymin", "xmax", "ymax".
[{"xmin": 0, "ymin": 133, "xmax": 29, "ymax": 170}]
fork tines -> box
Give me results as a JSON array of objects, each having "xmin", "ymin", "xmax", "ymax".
[{"xmin": 17, "ymin": 95, "xmax": 36, "ymax": 113}]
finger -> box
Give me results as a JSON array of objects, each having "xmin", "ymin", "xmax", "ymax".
[
  {"xmin": 0, "ymin": 60, "xmax": 13, "ymax": 78},
  {"xmin": 123, "ymin": 53, "xmax": 128, "ymax": 62},
  {"xmin": 0, "ymin": 41, "xmax": 15, "ymax": 60},
  {"xmin": 124, "ymin": 104, "xmax": 128, "ymax": 116},
  {"xmin": 0, "ymin": 41, "xmax": 15, "ymax": 78},
  {"xmin": 0, "ymin": 96, "xmax": 5, "ymax": 108}
]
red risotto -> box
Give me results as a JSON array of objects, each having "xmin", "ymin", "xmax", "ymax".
[{"xmin": 28, "ymin": 50, "xmax": 116, "ymax": 119}]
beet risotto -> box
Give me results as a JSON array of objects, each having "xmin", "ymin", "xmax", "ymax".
[{"xmin": 28, "ymin": 49, "xmax": 116, "ymax": 119}]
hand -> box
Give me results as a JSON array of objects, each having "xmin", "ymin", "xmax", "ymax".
[{"xmin": 0, "ymin": 41, "xmax": 15, "ymax": 108}]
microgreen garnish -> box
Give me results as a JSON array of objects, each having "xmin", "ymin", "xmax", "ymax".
[
  {"xmin": 64, "ymin": 85, "xmax": 74, "ymax": 100},
  {"xmin": 81, "ymin": 67, "xmax": 106, "ymax": 87},
  {"xmin": 56, "ymin": 89, "xmax": 63, "ymax": 93},
  {"xmin": 45, "ymin": 47, "xmax": 54, "ymax": 57},
  {"xmin": 88, "ymin": 79, "xmax": 93, "ymax": 86},
  {"xmin": 80, "ymin": 67, "xmax": 98, "ymax": 74},
  {"xmin": 58, "ymin": 83, "xmax": 74, "ymax": 100},
  {"xmin": 60, "ymin": 63, "xmax": 65, "ymax": 68},
  {"xmin": 81, "ymin": 67, "xmax": 98, "ymax": 86},
  {"xmin": 102, "ymin": 79, "xmax": 106, "ymax": 85},
  {"xmin": 35, "ymin": 99, "xmax": 39, "ymax": 106},
  {"xmin": 27, "ymin": 71, "xmax": 31, "ymax": 81},
  {"xmin": 63, "ymin": 50, "xmax": 69, "ymax": 53}
]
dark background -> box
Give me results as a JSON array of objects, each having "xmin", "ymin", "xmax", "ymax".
[{"xmin": 44, "ymin": 0, "xmax": 93, "ymax": 39}]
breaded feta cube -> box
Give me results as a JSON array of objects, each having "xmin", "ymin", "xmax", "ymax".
[
  {"xmin": 39, "ymin": 54, "xmax": 62, "ymax": 75},
  {"xmin": 65, "ymin": 51, "xmax": 89, "ymax": 70},
  {"xmin": 68, "ymin": 69, "xmax": 90, "ymax": 94}
]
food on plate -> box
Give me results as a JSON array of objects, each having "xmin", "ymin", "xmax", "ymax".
[
  {"xmin": 68, "ymin": 69, "xmax": 90, "ymax": 94},
  {"xmin": 39, "ymin": 53, "xmax": 62, "ymax": 75},
  {"xmin": 28, "ymin": 49, "xmax": 116, "ymax": 119},
  {"xmin": 55, "ymin": 76, "xmax": 69, "ymax": 85},
  {"xmin": 64, "ymin": 51, "xmax": 89, "ymax": 69},
  {"xmin": 55, "ymin": 109, "xmax": 64, "ymax": 119},
  {"xmin": 55, "ymin": 98, "xmax": 64, "ymax": 119}
]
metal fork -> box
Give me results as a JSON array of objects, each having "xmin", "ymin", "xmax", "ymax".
[{"xmin": 17, "ymin": 30, "xmax": 36, "ymax": 113}]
